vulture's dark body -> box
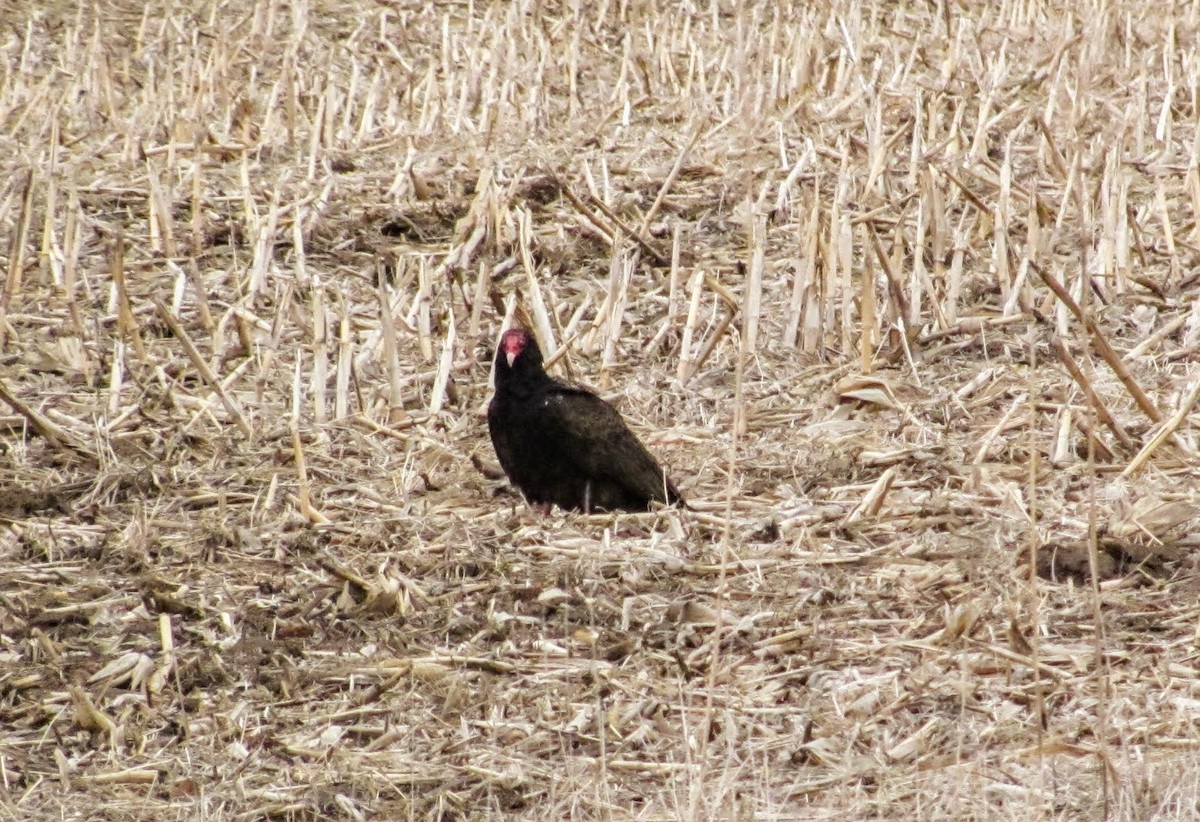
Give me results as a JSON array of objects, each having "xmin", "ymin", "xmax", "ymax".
[{"xmin": 487, "ymin": 329, "xmax": 683, "ymax": 513}]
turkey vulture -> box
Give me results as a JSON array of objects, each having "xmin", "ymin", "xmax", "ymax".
[{"xmin": 487, "ymin": 327, "xmax": 684, "ymax": 513}]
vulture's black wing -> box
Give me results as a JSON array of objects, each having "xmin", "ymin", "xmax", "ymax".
[{"xmin": 528, "ymin": 386, "xmax": 683, "ymax": 511}]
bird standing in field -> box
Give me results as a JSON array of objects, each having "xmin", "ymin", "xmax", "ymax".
[{"xmin": 487, "ymin": 327, "xmax": 684, "ymax": 513}]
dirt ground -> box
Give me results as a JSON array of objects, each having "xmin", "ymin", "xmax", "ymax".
[{"xmin": 4, "ymin": 1, "xmax": 1200, "ymax": 820}]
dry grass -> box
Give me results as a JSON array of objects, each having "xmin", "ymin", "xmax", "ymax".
[{"xmin": 4, "ymin": 0, "xmax": 1200, "ymax": 819}]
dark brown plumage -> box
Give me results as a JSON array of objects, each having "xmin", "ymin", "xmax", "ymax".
[{"xmin": 487, "ymin": 327, "xmax": 684, "ymax": 513}]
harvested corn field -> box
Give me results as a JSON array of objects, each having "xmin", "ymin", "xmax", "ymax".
[{"xmin": 4, "ymin": 1, "xmax": 1200, "ymax": 819}]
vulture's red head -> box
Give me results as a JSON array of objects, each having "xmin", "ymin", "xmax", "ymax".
[
  {"xmin": 493, "ymin": 328, "xmax": 549, "ymax": 395},
  {"xmin": 499, "ymin": 327, "xmax": 538, "ymax": 368},
  {"xmin": 496, "ymin": 326, "xmax": 544, "ymax": 367}
]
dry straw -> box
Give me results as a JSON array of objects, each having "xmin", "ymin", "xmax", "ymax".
[{"xmin": 3, "ymin": 1, "xmax": 1200, "ymax": 820}]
